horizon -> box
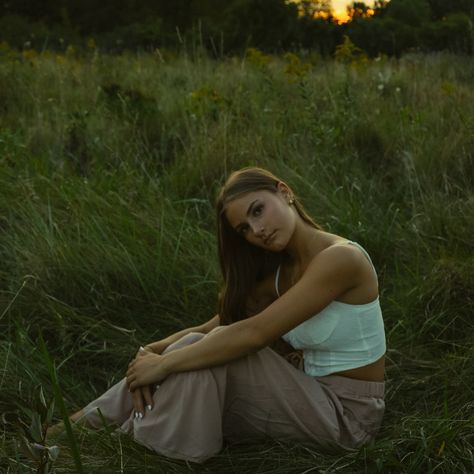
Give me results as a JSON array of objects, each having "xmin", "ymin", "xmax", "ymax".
[{"xmin": 332, "ymin": 0, "xmax": 375, "ymax": 23}]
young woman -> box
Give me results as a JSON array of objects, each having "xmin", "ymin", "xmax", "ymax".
[{"xmin": 51, "ymin": 167, "xmax": 386, "ymax": 463}]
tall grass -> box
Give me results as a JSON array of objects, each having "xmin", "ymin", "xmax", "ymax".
[{"xmin": 1, "ymin": 47, "xmax": 473, "ymax": 472}]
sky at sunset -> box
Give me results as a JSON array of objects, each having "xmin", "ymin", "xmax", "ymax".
[{"xmin": 332, "ymin": 0, "xmax": 375, "ymax": 22}]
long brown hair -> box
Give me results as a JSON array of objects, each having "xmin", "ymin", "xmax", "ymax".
[{"xmin": 216, "ymin": 167, "xmax": 321, "ymax": 325}]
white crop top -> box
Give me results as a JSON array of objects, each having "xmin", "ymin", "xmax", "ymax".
[{"xmin": 277, "ymin": 241, "xmax": 386, "ymax": 376}]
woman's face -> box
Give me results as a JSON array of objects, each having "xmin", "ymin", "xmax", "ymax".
[{"xmin": 224, "ymin": 185, "xmax": 296, "ymax": 251}]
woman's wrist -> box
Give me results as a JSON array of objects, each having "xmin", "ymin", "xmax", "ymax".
[{"xmin": 159, "ymin": 351, "xmax": 177, "ymax": 377}]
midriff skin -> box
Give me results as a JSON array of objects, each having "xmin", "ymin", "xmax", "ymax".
[{"xmin": 332, "ymin": 356, "xmax": 385, "ymax": 382}]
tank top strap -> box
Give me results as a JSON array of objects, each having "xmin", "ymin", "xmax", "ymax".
[
  {"xmin": 275, "ymin": 264, "xmax": 281, "ymax": 298},
  {"xmin": 347, "ymin": 241, "xmax": 378, "ymax": 278}
]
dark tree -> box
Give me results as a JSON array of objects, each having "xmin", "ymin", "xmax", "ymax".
[
  {"xmin": 346, "ymin": 2, "xmax": 373, "ymax": 20},
  {"xmin": 296, "ymin": 0, "xmax": 332, "ymax": 19},
  {"xmin": 385, "ymin": 0, "xmax": 432, "ymax": 27},
  {"xmin": 422, "ymin": 12, "xmax": 474, "ymax": 54},
  {"xmin": 0, "ymin": 0, "xmax": 472, "ymax": 56},
  {"xmin": 428, "ymin": 0, "xmax": 474, "ymax": 21},
  {"xmin": 220, "ymin": 0, "xmax": 299, "ymax": 52}
]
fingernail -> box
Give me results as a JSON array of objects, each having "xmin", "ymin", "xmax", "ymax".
[
  {"xmin": 134, "ymin": 411, "xmax": 138, "ymax": 419},
  {"xmin": 138, "ymin": 412, "xmax": 143, "ymax": 419},
  {"xmin": 146, "ymin": 405, "xmax": 152, "ymax": 411}
]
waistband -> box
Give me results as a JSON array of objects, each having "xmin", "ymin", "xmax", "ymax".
[{"xmin": 315, "ymin": 374, "xmax": 385, "ymax": 398}]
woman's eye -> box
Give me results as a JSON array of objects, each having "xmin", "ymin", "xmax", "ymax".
[
  {"xmin": 253, "ymin": 205, "xmax": 263, "ymax": 216},
  {"xmin": 240, "ymin": 225, "xmax": 249, "ymax": 235}
]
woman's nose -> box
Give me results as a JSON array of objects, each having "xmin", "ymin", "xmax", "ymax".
[{"xmin": 252, "ymin": 223, "xmax": 265, "ymax": 236}]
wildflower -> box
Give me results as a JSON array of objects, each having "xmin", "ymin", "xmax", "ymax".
[
  {"xmin": 441, "ymin": 81, "xmax": 455, "ymax": 96},
  {"xmin": 245, "ymin": 47, "xmax": 272, "ymax": 68},
  {"xmin": 188, "ymin": 84, "xmax": 226, "ymax": 118},
  {"xmin": 21, "ymin": 49, "xmax": 38, "ymax": 66},
  {"xmin": 335, "ymin": 35, "xmax": 368, "ymax": 66},
  {"xmin": 65, "ymin": 45, "xmax": 76, "ymax": 57},
  {"xmin": 22, "ymin": 49, "xmax": 37, "ymax": 60},
  {"xmin": 283, "ymin": 52, "xmax": 311, "ymax": 82},
  {"xmin": 190, "ymin": 85, "xmax": 222, "ymax": 104},
  {"xmin": 86, "ymin": 37, "xmax": 96, "ymax": 50}
]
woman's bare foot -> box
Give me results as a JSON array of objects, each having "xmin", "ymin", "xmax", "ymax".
[
  {"xmin": 46, "ymin": 409, "xmax": 87, "ymax": 440},
  {"xmin": 46, "ymin": 421, "xmax": 65, "ymax": 439}
]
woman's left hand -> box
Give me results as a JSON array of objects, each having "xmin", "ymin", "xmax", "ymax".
[
  {"xmin": 284, "ymin": 350, "xmax": 304, "ymax": 370},
  {"xmin": 126, "ymin": 352, "xmax": 170, "ymax": 391}
]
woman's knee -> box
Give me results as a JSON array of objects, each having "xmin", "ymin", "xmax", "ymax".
[{"xmin": 164, "ymin": 332, "xmax": 206, "ymax": 354}]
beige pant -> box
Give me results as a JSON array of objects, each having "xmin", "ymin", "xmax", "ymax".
[{"xmin": 82, "ymin": 329, "xmax": 385, "ymax": 464}]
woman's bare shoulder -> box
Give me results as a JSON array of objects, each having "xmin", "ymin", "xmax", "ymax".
[{"xmin": 319, "ymin": 239, "xmax": 374, "ymax": 275}]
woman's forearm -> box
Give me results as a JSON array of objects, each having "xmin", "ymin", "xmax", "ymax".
[
  {"xmin": 126, "ymin": 317, "xmax": 260, "ymax": 389},
  {"xmin": 160, "ymin": 320, "xmax": 262, "ymax": 375},
  {"xmin": 145, "ymin": 314, "xmax": 220, "ymax": 353}
]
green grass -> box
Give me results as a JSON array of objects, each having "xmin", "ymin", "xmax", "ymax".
[{"xmin": 1, "ymin": 47, "xmax": 473, "ymax": 472}]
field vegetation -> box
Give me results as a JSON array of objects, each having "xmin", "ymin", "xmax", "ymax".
[{"xmin": 0, "ymin": 45, "xmax": 473, "ymax": 472}]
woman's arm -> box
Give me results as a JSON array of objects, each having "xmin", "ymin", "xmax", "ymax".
[
  {"xmin": 144, "ymin": 314, "xmax": 220, "ymax": 354},
  {"xmin": 244, "ymin": 275, "xmax": 300, "ymax": 361},
  {"xmin": 126, "ymin": 245, "xmax": 360, "ymax": 389}
]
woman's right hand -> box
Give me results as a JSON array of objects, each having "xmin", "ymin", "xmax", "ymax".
[
  {"xmin": 131, "ymin": 385, "xmax": 154, "ymax": 419},
  {"xmin": 130, "ymin": 345, "xmax": 160, "ymax": 418},
  {"xmin": 129, "ymin": 329, "xmax": 204, "ymax": 416}
]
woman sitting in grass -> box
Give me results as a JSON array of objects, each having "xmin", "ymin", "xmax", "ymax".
[{"xmin": 50, "ymin": 166, "xmax": 386, "ymax": 463}]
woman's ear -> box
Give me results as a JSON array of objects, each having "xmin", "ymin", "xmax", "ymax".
[{"xmin": 277, "ymin": 182, "xmax": 292, "ymax": 201}]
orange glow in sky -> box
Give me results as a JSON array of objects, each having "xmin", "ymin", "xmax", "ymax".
[
  {"xmin": 333, "ymin": 9, "xmax": 350, "ymax": 23},
  {"xmin": 290, "ymin": 1, "xmax": 375, "ymax": 23},
  {"xmin": 331, "ymin": 1, "xmax": 375, "ymax": 23}
]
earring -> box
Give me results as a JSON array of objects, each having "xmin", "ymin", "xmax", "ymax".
[{"xmin": 289, "ymin": 197, "xmax": 294, "ymax": 204}]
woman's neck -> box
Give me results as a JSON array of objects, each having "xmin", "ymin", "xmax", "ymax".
[{"xmin": 284, "ymin": 224, "xmax": 327, "ymax": 269}]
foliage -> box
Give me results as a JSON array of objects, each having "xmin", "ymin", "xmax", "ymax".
[
  {"xmin": 16, "ymin": 386, "xmax": 60, "ymax": 473},
  {"xmin": 245, "ymin": 47, "xmax": 273, "ymax": 67},
  {"xmin": 0, "ymin": 49, "xmax": 473, "ymax": 472},
  {"xmin": 335, "ymin": 34, "xmax": 368, "ymax": 65},
  {"xmin": 421, "ymin": 12, "xmax": 474, "ymax": 54},
  {"xmin": 347, "ymin": 2, "xmax": 373, "ymax": 20},
  {"xmin": 282, "ymin": 52, "xmax": 312, "ymax": 81},
  {"xmin": 0, "ymin": 0, "xmax": 473, "ymax": 56},
  {"xmin": 385, "ymin": 0, "xmax": 432, "ymax": 27}
]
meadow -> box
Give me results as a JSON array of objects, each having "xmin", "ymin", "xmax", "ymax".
[{"xmin": 0, "ymin": 43, "xmax": 473, "ymax": 472}]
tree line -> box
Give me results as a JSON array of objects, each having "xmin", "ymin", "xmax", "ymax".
[{"xmin": 0, "ymin": 0, "xmax": 473, "ymax": 56}]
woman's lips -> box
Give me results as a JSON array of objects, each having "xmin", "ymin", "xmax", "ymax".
[{"xmin": 264, "ymin": 231, "xmax": 275, "ymax": 245}]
